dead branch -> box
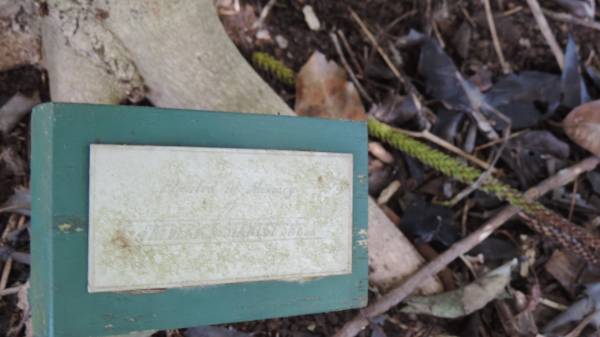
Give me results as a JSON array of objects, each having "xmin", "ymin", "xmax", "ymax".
[
  {"xmin": 542, "ymin": 8, "xmax": 600, "ymax": 32},
  {"xmin": 482, "ymin": 0, "xmax": 511, "ymax": 73},
  {"xmin": 525, "ymin": 0, "xmax": 565, "ymax": 70},
  {"xmin": 333, "ymin": 156, "xmax": 600, "ymax": 337},
  {"xmin": 330, "ymin": 32, "xmax": 373, "ymax": 104}
]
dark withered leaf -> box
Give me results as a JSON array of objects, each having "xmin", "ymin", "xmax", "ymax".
[
  {"xmin": 418, "ymin": 38, "xmax": 473, "ymax": 110},
  {"xmin": 369, "ymin": 165, "xmax": 394, "ymax": 197},
  {"xmin": 543, "ymin": 282, "xmax": 600, "ymax": 333},
  {"xmin": 11, "ymin": 251, "xmax": 30, "ymax": 265},
  {"xmin": 563, "ymin": 100, "xmax": 600, "ymax": 157},
  {"xmin": 403, "ymin": 154, "xmax": 425, "ymax": 186},
  {"xmin": 460, "ymin": 313, "xmax": 482, "ymax": 337},
  {"xmin": 400, "ymin": 195, "xmax": 460, "ymax": 247},
  {"xmin": 503, "ymin": 131, "xmax": 570, "ymax": 188},
  {"xmin": 587, "ymin": 171, "xmax": 600, "ymax": 195},
  {"xmin": 586, "ymin": 66, "xmax": 600, "ymax": 89},
  {"xmin": 186, "ymin": 326, "xmax": 253, "ymax": 337},
  {"xmin": 1, "ymin": 146, "xmax": 26, "ymax": 177},
  {"xmin": 552, "ymin": 0, "xmax": 596, "ymax": 19},
  {"xmin": 469, "ymin": 237, "xmax": 518, "ymax": 261},
  {"xmin": 431, "ymin": 108, "xmax": 465, "ymax": 142},
  {"xmin": 484, "ymin": 71, "xmax": 560, "ymax": 129},
  {"xmin": 0, "ymin": 187, "xmax": 30, "ymax": 215},
  {"xmin": 369, "ymin": 94, "xmax": 428, "ymax": 129},
  {"xmin": 395, "ymin": 29, "xmax": 426, "ymax": 48},
  {"xmin": 365, "ymin": 61, "xmax": 397, "ymax": 82},
  {"xmin": 369, "ymin": 322, "xmax": 387, "ymax": 337},
  {"xmin": 561, "ymin": 35, "xmax": 591, "ymax": 109},
  {"xmin": 485, "ymin": 72, "xmax": 560, "ymax": 106},
  {"xmin": 469, "ymin": 67, "xmax": 493, "ymax": 92},
  {"xmin": 452, "ymin": 22, "xmax": 472, "ymax": 59},
  {"xmin": 0, "ymin": 92, "xmax": 39, "ymax": 134},
  {"xmin": 370, "ymin": 95, "xmax": 417, "ymax": 125}
]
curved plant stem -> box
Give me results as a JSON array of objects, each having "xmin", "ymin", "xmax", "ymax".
[
  {"xmin": 368, "ymin": 117, "xmax": 600, "ymax": 264},
  {"xmin": 333, "ymin": 151, "xmax": 600, "ymax": 337}
]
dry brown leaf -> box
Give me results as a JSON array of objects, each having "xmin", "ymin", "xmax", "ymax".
[
  {"xmin": 401, "ymin": 259, "xmax": 517, "ymax": 318},
  {"xmin": 564, "ymin": 100, "xmax": 600, "ymax": 157},
  {"xmin": 6, "ymin": 282, "xmax": 32, "ymax": 337},
  {"xmin": 295, "ymin": 51, "xmax": 366, "ymax": 121},
  {"xmin": 218, "ymin": 4, "xmax": 257, "ymax": 48}
]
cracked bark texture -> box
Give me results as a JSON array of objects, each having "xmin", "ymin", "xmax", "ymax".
[
  {"xmin": 40, "ymin": 1, "xmax": 441, "ymax": 336},
  {"xmin": 43, "ymin": 0, "xmax": 291, "ymax": 114},
  {"xmin": 0, "ymin": 0, "xmax": 41, "ymax": 71}
]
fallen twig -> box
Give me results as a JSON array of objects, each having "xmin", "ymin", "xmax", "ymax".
[
  {"xmin": 253, "ymin": 0, "xmax": 277, "ymax": 29},
  {"xmin": 349, "ymin": 10, "xmax": 416, "ymax": 95},
  {"xmin": 337, "ymin": 30, "xmax": 363, "ymax": 77},
  {"xmin": 0, "ymin": 257, "xmax": 12, "ymax": 291},
  {"xmin": 564, "ymin": 310, "xmax": 599, "ymax": 337},
  {"xmin": 448, "ymin": 111, "xmax": 511, "ymax": 206},
  {"xmin": 474, "ymin": 131, "xmax": 525, "ymax": 152},
  {"xmin": 482, "ymin": 0, "xmax": 511, "ymax": 74},
  {"xmin": 502, "ymin": 5, "xmax": 524, "ymax": 16},
  {"xmin": 542, "ymin": 8, "xmax": 600, "ymax": 32},
  {"xmin": 455, "ymin": 73, "xmax": 504, "ymax": 141},
  {"xmin": 369, "ymin": 118, "xmax": 600, "ymax": 263},
  {"xmin": 568, "ymin": 177, "xmax": 579, "ymax": 221},
  {"xmin": 330, "ymin": 32, "xmax": 373, "ymax": 104},
  {"xmin": 0, "ymin": 284, "xmax": 22, "ymax": 297},
  {"xmin": 526, "ymin": 0, "xmax": 565, "ymax": 69},
  {"xmin": 0, "ymin": 204, "xmax": 29, "ymax": 215},
  {"xmin": 392, "ymin": 126, "xmax": 496, "ymax": 172},
  {"xmin": 333, "ymin": 155, "xmax": 600, "ymax": 337}
]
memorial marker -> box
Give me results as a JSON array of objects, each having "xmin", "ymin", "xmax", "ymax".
[{"xmin": 30, "ymin": 103, "xmax": 368, "ymax": 337}]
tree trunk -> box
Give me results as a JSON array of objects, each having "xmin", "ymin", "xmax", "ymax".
[{"xmin": 41, "ymin": 1, "xmax": 442, "ymax": 335}]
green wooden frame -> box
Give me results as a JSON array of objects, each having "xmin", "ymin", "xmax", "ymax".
[{"xmin": 30, "ymin": 103, "xmax": 368, "ymax": 337}]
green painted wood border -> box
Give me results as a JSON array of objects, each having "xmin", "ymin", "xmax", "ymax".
[{"xmin": 30, "ymin": 103, "xmax": 368, "ymax": 337}]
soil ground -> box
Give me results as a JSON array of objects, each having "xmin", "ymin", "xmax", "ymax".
[{"xmin": 1, "ymin": 0, "xmax": 600, "ymax": 336}]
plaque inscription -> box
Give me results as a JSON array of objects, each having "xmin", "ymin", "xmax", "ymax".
[{"xmin": 88, "ymin": 145, "xmax": 353, "ymax": 292}]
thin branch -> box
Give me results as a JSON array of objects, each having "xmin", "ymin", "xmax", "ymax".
[
  {"xmin": 253, "ymin": 0, "xmax": 277, "ymax": 29},
  {"xmin": 502, "ymin": 5, "xmax": 524, "ymax": 16},
  {"xmin": 337, "ymin": 30, "xmax": 363, "ymax": 77},
  {"xmin": 330, "ymin": 32, "xmax": 373, "ymax": 104},
  {"xmin": 447, "ymin": 125, "xmax": 509, "ymax": 206},
  {"xmin": 449, "ymin": 134, "xmax": 508, "ymax": 206},
  {"xmin": 390, "ymin": 126, "xmax": 496, "ymax": 172},
  {"xmin": 0, "ymin": 204, "xmax": 29, "ymax": 214},
  {"xmin": 349, "ymin": 9, "xmax": 415, "ymax": 94},
  {"xmin": 525, "ymin": 0, "xmax": 565, "ymax": 70},
  {"xmin": 474, "ymin": 130, "xmax": 525, "ymax": 152},
  {"xmin": 333, "ymin": 156, "xmax": 600, "ymax": 337},
  {"xmin": 0, "ymin": 257, "xmax": 12, "ymax": 291},
  {"xmin": 482, "ymin": 0, "xmax": 511, "ymax": 73},
  {"xmin": 455, "ymin": 72, "xmax": 502, "ymax": 141},
  {"xmin": 568, "ymin": 177, "xmax": 579, "ymax": 221},
  {"xmin": 543, "ymin": 8, "xmax": 600, "ymax": 32},
  {"xmin": 0, "ymin": 284, "xmax": 21, "ymax": 297}
]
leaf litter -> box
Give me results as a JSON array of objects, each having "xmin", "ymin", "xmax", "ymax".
[{"xmin": 5, "ymin": 0, "xmax": 600, "ymax": 336}]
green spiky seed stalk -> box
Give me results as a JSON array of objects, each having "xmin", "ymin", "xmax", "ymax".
[
  {"xmin": 252, "ymin": 52, "xmax": 295, "ymax": 86},
  {"xmin": 368, "ymin": 117, "xmax": 600, "ymax": 264}
]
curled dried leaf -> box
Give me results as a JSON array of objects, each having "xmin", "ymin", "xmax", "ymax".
[
  {"xmin": 295, "ymin": 51, "xmax": 366, "ymax": 121},
  {"xmin": 563, "ymin": 100, "xmax": 600, "ymax": 157}
]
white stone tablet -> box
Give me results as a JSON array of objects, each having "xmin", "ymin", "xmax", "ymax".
[{"xmin": 88, "ymin": 144, "xmax": 353, "ymax": 292}]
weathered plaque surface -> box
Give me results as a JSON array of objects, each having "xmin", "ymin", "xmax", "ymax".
[
  {"xmin": 31, "ymin": 103, "xmax": 367, "ymax": 337},
  {"xmin": 89, "ymin": 145, "xmax": 353, "ymax": 292}
]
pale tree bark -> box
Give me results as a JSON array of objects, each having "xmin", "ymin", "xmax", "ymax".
[
  {"xmin": 43, "ymin": 0, "xmax": 291, "ymax": 115},
  {"xmin": 39, "ymin": 1, "xmax": 442, "ymax": 336},
  {"xmin": 0, "ymin": 0, "xmax": 41, "ymax": 71}
]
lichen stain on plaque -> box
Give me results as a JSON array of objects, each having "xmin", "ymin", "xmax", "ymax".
[{"xmin": 88, "ymin": 145, "xmax": 353, "ymax": 292}]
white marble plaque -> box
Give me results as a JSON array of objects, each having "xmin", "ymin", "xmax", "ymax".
[{"xmin": 88, "ymin": 144, "xmax": 353, "ymax": 292}]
